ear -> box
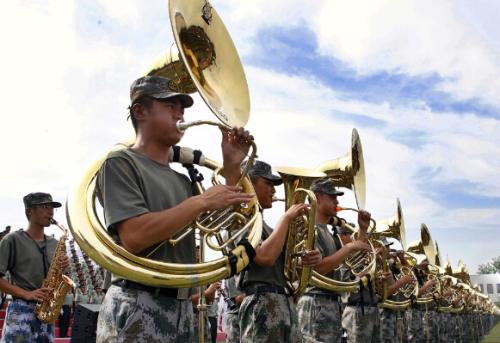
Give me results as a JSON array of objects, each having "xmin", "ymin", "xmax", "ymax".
[{"xmin": 131, "ymin": 102, "xmax": 148, "ymax": 123}]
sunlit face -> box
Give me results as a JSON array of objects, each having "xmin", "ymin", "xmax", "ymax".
[
  {"xmin": 252, "ymin": 177, "xmax": 276, "ymax": 209},
  {"xmin": 136, "ymin": 98, "xmax": 186, "ymax": 146},
  {"xmin": 27, "ymin": 205, "xmax": 54, "ymax": 227},
  {"xmin": 316, "ymin": 193, "xmax": 339, "ymax": 217}
]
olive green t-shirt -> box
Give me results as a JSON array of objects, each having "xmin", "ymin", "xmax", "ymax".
[
  {"xmin": 0, "ymin": 230, "xmax": 58, "ymax": 292},
  {"xmin": 97, "ymin": 148, "xmax": 196, "ymax": 269},
  {"xmin": 305, "ymin": 223, "xmax": 342, "ymax": 295},
  {"xmin": 237, "ymin": 221, "xmax": 287, "ymax": 290}
]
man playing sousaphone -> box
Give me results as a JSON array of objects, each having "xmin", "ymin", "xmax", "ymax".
[
  {"xmin": 95, "ymin": 75, "xmax": 254, "ymax": 342},
  {"xmin": 297, "ymin": 177, "xmax": 372, "ymax": 342}
]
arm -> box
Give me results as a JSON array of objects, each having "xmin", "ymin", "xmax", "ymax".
[
  {"xmin": 191, "ymin": 282, "xmax": 221, "ymax": 305},
  {"xmin": 253, "ymin": 203, "xmax": 309, "ymax": 267},
  {"xmin": 314, "ymin": 240, "xmax": 371, "ymax": 275},
  {"xmin": 0, "ymin": 278, "xmax": 49, "ymax": 302},
  {"xmin": 387, "ymin": 274, "xmax": 415, "ymax": 296},
  {"xmin": 356, "ymin": 210, "xmax": 371, "ymax": 242},
  {"xmin": 221, "ymin": 127, "xmax": 253, "ymax": 186}
]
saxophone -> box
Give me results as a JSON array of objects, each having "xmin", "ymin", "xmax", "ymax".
[{"xmin": 34, "ymin": 219, "xmax": 75, "ymax": 324}]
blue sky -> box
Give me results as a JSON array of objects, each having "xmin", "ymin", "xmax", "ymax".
[{"xmin": 1, "ymin": 0, "xmax": 499, "ymax": 275}]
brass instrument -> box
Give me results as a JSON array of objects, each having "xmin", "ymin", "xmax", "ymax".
[
  {"xmin": 34, "ymin": 219, "xmax": 75, "ymax": 324},
  {"xmin": 308, "ymin": 129, "xmax": 372, "ymax": 293},
  {"xmin": 274, "ymin": 166, "xmax": 325, "ymax": 298},
  {"xmin": 66, "ymin": 0, "xmax": 262, "ymax": 291},
  {"xmin": 373, "ymin": 200, "xmax": 415, "ymax": 309},
  {"xmin": 316, "ymin": 128, "xmax": 366, "ymax": 209}
]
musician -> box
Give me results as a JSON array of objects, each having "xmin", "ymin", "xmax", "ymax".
[
  {"xmin": 297, "ymin": 178, "xmax": 372, "ymax": 342},
  {"xmin": 406, "ymin": 258, "xmax": 439, "ymax": 343},
  {"xmin": 237, "ymin": 160, "xmax": 322, "ymax": 343},
  {"xmin": 96, "ymin": 75, "xmax": 253, "ymax": 342},
  {"xmin": 379, "ymin": 245, "xmax": 417, "ymax": 343},
  {"xmin": 0, "ymin": 192, "xmax": 68, "ymax": 342}
]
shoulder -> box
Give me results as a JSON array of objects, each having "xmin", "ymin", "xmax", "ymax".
[{"xmin": 1, "ymin": 230, "xmax": 24, "ymax": 243}]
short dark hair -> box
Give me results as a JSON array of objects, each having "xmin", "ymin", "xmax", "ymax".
[{"xmin": 128, "ymin": 95, "xmax": 154, "ymax": 133}]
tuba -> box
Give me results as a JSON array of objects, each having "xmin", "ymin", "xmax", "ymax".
[
  {"xmin": 35, "ymin": 219, "xmax": 75, "ymax": 324},
  {"xmin": 274, "ymin": 166, "xmax": 325, "ymax": 298},
  {"xmin": 66, "ymin": 0, "xmax": 262, "ymax": 289}
]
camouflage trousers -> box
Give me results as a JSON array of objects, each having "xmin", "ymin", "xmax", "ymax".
[
  {"xmin": 296, "ymin": 294, "xmax": 342, "ymax": 342},
  {"xmin": 225, "ymin": 308, "xmax": 240, "ymax": 343},
  {"xmin": 379, "ymin": 308, "xmax": 406, "ymax": 343},
  {"xmin": 239, "ymin": 292, "xmax": 301, "ymax": 343},
  {"xmin": 96, "ymin": 285, "xmax": 194, "ymax": 343},
  {"xmin": 426, "ymin": 310, "xmax": 440, "ymax": 343},
  {"xmin": 342, "ymin": 305, "xmax": 380, "ymax": 343},
  {"xmin": 193, "ymin": 307, "xmax": 211, "ymax": 343},
  {"xmin": 406, "ymin": 308, "xmax": 425, "ymax": 343},
  {"xmin": 0, "ymin": 299, "xmax": 54, "ymax": 343},
  {"xmin": 437, "ymin": 312, "xmax": 451, "ymax": 343}
]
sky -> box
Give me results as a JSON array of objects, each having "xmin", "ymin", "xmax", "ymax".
[{"xmin": 0, "ymin": 0, "xmax": 499, "ymax": 274}]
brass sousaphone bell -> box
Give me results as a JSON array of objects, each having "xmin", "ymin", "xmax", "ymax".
[{"xmin": 66, "ymin": 0, "xmax": 262, "ymax": 288}]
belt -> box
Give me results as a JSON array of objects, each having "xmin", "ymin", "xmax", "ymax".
[
  {"xmin": 244, "ymin": 284, "xmax": 290, "ymax": 297},
  {"xmin": 114, "ymin": 280, "xmax": 178, "ymax": 298},
  {"xmin": 306, "ymin": 292, "xmax": 339, "ymax": 301},
  {"xmin": 346, "ymin": 301, "xmax": 378, "ymax": 308}
]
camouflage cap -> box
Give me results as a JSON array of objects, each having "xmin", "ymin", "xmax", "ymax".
[
  {"xmin": 130, "ymin": 75, "xmax": 194, "ymax": 108},
  {"xmin": 246, "ymin": 160, "xmax": 282, "ymax": 186},
  {"xmin": 337, "ymin": 225, "xmax": 354, "ymax": 235},
  {"xmin": 310, "ymin": 178, "xmax": 344, "ymax": 196},
  {"xmin": 23, "ymin": 192, "xmax": 62, "ymax": 209}
]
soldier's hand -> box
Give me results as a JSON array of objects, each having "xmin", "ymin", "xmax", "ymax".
[
  {"xmin": 357, "ymin": 210, "xmax": 371, "ymax": 232},
  {"xmin": 399, "ymin": 274, "xmax": 416, "ymax": 286},
  {"xmin": 23, "ymin": 288, "xmax": 50, "ymax": 302},
  {"xmin": 284, "ymin": 203, "xmax": 310, "ymax": 221},
  {"xmin": 347, "ymin": 240, "xmax": 371, "ymax": 253},
  {"xmin": 61, "ymin": 255, "xmax": 70, "ymax": 272},
  {"xmin": 201, "ymin": 184, "xmax": 254, "ymax": 211},
  {"xmin": 206, "ymin": 282, "xmax": 221, "ymax": 297},
  {"xmin": 221, "ymin": 127, "xmax": 253, "ymax": 167},
  {"xmin": 300, "ymin": 249, "xmax": 322, "ymax": 267}
]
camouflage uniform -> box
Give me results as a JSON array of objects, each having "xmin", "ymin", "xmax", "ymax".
[
  {"xmin": 297, "ymin": 294, "xmax": 342, "ymax": 342},
  {"xmin": 237, "ymin": 221, "xmax": 301, "ymax": 343},
  {"xmin": 379, "ymin": 308, "xmax": 398, "ymax": 343},
  {"xmin": 0, "ymin": 299, "xmax": 53, "ymax": 343},
  {"xmin": 406, "ymin": 307, "xmax": 424, "ymax": 343},
  {"xmin": 223, "ymin": 277, "xmax": 242, "ymax": 343},
  {"xmin": 342, "ymin": 305, "xmax": 380, "ymax": 343},
  {"xmin": 297, "ymin": 223, "xmax": 343, "ymax": 343},
  {"xmin": 239, "ymin": 291, "xmax": 300, "ymax": 343},
  {"xmin": 96, "ymin": 285, "xmax": 194, "ymax": 343}
]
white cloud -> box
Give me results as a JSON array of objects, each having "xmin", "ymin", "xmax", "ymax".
[{"xmin": 1, "ymin": 0, "xmax": 499, "ymax": 274}]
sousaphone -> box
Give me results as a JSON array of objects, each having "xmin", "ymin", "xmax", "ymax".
[{"xmin": 66, "ymin": 0, "xmax": 262, "ymax": 288}]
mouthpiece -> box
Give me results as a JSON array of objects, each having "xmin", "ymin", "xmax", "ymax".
[
  {"xmin": 336, "ymin": 206, "xmax": 346, "ymax": 212},
  {"xmin": 50, "ymin": 218, "xmax": 57, "ymax": 225},
  {"xmin": 176, "ymin": 121, "xmax": 189, "ymax": 133}
]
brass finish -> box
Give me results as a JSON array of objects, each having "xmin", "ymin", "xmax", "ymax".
[
  {"xmin": 66, "ymin": 0, "xmax": 262, "ymax": 290},
  {"xmin": 316, "ymin": 128, "xmax": 366, "ymax": 209},
  {"xmin": 148, "ymin": 0, "xmax": 250, "ymax": 128},
  {"xmin": 35, "ymin": 219, "xmax": 75, "ymax": 324},
  {"xmin": 375, "ymin": 198, "xmax": 405, "ymax": 250},
  {"xmin": 274, "ymin": 166, "xmax": 324, "ymax": 298}
]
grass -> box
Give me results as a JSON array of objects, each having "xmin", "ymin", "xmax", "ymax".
[{"xmin": 482, "ymin": 322, "xmax": 500, "ymax": 343}]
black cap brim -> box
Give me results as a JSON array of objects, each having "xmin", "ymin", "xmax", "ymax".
[
  {"xmin": 39, "ymin": 201, "xmax": 62, "ymax": 208},
  {"xmin": 151, "ymin": 92, "xmax": 194, "ymax": 108},
  {"xmin": 262, "ymin": 175, "xmax": 283, "ymax": 186},
  {"xmin": 325, "ymin": 190, "xmax": 344, "ymax": 196}
]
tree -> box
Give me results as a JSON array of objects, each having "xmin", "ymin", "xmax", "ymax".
[{"xmin": 478, "ymin": 256, "xmax": 500, "ymax": 274}]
